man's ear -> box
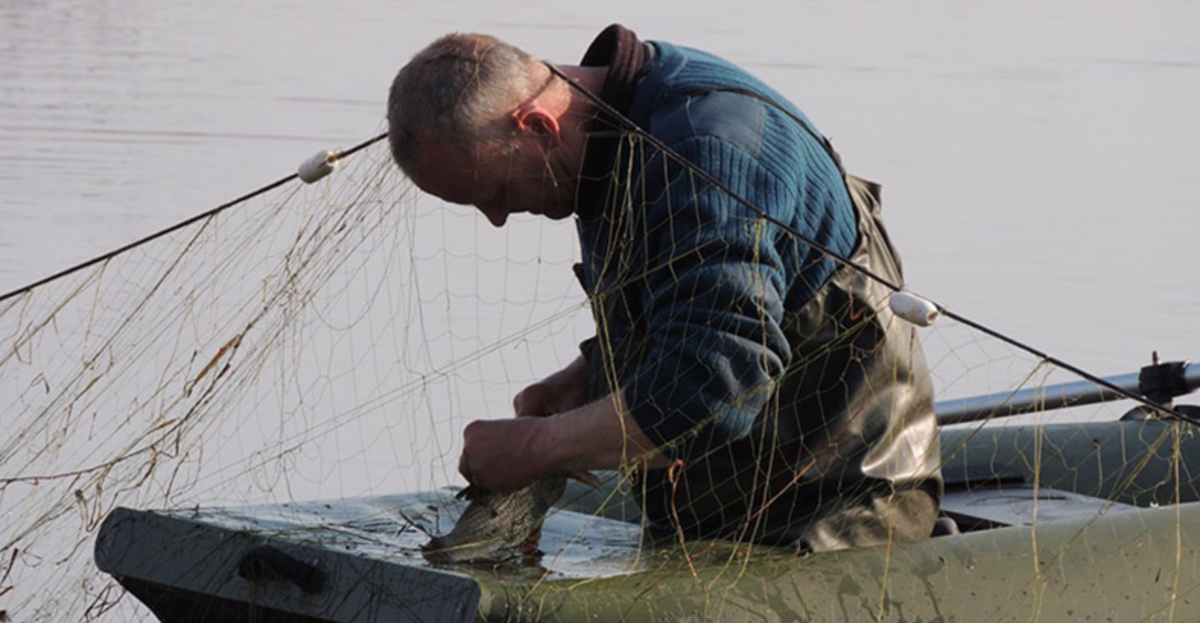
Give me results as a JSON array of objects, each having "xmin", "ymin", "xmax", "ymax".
[{"xmin": 512, "ymin": 105, "xmax": 561, "ymax": 140}]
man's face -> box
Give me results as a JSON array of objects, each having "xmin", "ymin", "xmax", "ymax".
[{"xmin": 412, "ymin": 139, "xmax": 575, "ymax": 227}]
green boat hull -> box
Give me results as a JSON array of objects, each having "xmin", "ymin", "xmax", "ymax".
[{"xmin": 96, "ymin": 419, "xmax": 1200, "ymax": 622}]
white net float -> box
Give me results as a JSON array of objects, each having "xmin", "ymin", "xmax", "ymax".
[
  {"xmin": 889, "ymin": 290, "xmax": 940, "ymax": 327},
  {"xmin": 297, "ymin": 149, "xmax": 342, "ymax": 183}
]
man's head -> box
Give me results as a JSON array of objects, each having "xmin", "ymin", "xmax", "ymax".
[{"xmin": 388, "ymin": 34, "xmax": 583, "ymax": 226}]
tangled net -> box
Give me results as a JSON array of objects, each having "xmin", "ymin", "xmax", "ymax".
[{"xmin": 1, "ymin": 127, "xmax": 1197, "ymax": 622}]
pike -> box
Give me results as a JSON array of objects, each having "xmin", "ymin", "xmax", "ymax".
[{"xmin": 422, "ymin": 473, "xmax": 595, "ymax": 564}]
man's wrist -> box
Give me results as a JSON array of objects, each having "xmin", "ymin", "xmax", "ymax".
[{"xmin": 525, "ymin": 413, "xmax": 570, "ymax": 475}]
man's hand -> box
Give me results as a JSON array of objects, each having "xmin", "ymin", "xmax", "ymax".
[
  {"xmin": 512, "ymin": 355, "xmax": 589, "ymax": 417},
  {"xmin": 457, "ymin": 356, "xmax": 589, "ymax": 493},
  {"xmin": 458, "ymin": 417, "xmax": 551, "ymax": 493},
  {"xmin": 458, "ymin": 388, "xmax": 671, "ymax": 493}
]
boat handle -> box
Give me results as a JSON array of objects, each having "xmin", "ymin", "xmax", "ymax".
[{"xmin": 237, "ymin": 544, "xmax": 325, "ymax": 594}]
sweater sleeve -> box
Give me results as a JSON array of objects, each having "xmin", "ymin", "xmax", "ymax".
[{"xmin": 621, "ymin": 135, "xmax": 793, "ymax": 460}]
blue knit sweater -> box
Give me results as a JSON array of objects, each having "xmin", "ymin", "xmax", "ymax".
[{"xmin": 576, "ymin": 40, "xmax": 858, "ymax": 459}]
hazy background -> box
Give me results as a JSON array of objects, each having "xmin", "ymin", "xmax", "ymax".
[{"xmin": 3, "ymin": 0, "xmax": 1196, "ymax": 378}]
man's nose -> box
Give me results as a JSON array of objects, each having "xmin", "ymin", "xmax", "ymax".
[{"xmin": 478, "ymin": 203, "xmax": 508, "ymax": 228}]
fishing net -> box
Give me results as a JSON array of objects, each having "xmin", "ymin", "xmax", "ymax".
[{"xmin": 1, "ymin": 122, "xmax": 1197, "ymax": 623}]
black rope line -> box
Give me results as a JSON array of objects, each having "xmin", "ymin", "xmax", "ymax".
[
  {"xmin": 546, "ymin": 63, "xmax": 1200, "ymax": 426},
  {"xmin": 338, "ymin": 132, "xmax": 388, "ymax": 160},
  {"xmin": 0, "ymin": 133, "xmax": 387, "ymax": 307}
]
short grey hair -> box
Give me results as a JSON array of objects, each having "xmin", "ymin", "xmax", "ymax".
[{"xmin": 387, "ymin": 33, "xmax": 547, "ymax": 177}]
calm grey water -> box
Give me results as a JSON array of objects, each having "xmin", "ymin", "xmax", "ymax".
[{"xmin": 4, "ymin": 0, "xmax": 1197, "ymax": 376}]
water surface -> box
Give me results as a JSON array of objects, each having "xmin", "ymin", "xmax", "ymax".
[{"xmin": 2, "ymin": 2, "xmax": 1199, "ymax": 616}]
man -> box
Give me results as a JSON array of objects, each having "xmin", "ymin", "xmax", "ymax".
[{"xmin": 388, "ymin": 25, "xmax": 942, "ymax": 551}]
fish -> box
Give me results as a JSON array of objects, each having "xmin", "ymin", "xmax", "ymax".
[{"xmin": 422, "ymin": 475, "xmax": 568, "ymax": 564}]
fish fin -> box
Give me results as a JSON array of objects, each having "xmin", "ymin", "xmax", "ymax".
[
  {"xmin": 421, "ymin": 536, "xmax": 441, "ymax": 552},
  {"xmin": 519, "ymin": 526, "xmax": 543, "ymax": 557},
  {"xmin": 421, "ymin": 537, "xmax": 448, "ymax": 563},
  {"xmin": 566, "ymin": 470, "xmax": 602, "ymax": 489}
]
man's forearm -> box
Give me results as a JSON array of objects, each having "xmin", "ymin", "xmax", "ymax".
[{"xmin": 535, "ymin": 390, "xmax": 673, "ymax": 473}]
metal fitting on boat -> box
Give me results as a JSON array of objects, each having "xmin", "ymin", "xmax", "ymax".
[
  {"xmin": 298, "ymin": 150, "xmax": 342, "ymax": 183},
  {"xmin": 889, "ymin": 291, "xmax": 939, "ymax": 327}
]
